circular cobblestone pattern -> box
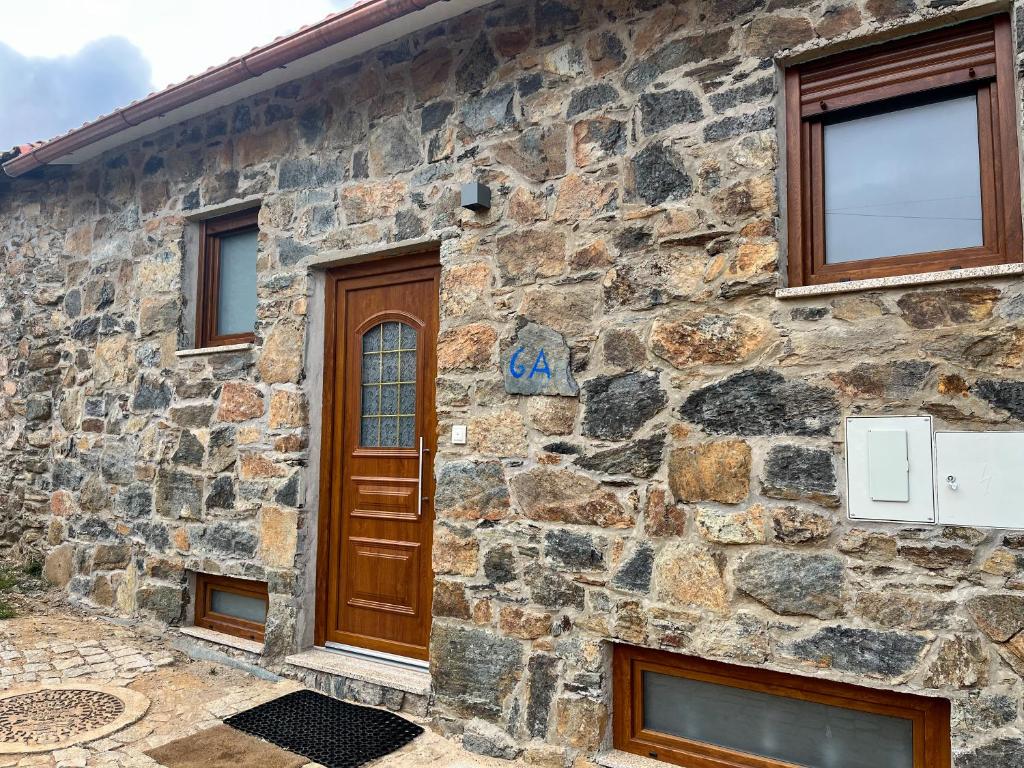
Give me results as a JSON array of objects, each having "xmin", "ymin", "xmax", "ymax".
[{"xmin": 0, "ymin": 684, "xmax": 150, "ymax": 754}]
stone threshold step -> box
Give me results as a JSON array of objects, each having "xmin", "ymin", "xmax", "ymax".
[
  {"xmin": 285, "ymin": 648, "xmax": 431, "ymax": 697},
  {"xmin": 596, "ymin": 750, "xmax": 667, "ymax": 768}
]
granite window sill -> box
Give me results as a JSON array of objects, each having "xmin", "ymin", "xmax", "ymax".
[
  {"xmin": 175, "ymin": 343, "xmax": 254, "ymax": 358},
  {"xmin": 776, "ymin": 262, "xmax": 1024, "ymax": 299}
]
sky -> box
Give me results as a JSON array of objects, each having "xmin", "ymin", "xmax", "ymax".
[{"xmin": 0, "ymin": 1, "xmax": 355, "ymax": 149}]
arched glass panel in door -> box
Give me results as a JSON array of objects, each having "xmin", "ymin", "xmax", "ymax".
[{"xmin": 360, "ymin": 321, "xmax": 417, "ymax": 448}]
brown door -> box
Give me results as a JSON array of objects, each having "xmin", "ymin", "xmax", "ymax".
[{"xmin": 317, "ymin": 252, "xmax": 439, "ymax": 661}]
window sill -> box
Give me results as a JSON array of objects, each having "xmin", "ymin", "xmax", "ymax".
[
  {"xmin": 776, "ymin": 262, "xmax": 1024, "ymax": 299},
  {"xmin": 176, "ymin": 343, "xmax": 254, "ymax": 358},
  {"xmin": 179, "ymin": 625, "xmax": 263, "ymax": 655}
]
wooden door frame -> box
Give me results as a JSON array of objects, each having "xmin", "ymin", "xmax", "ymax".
[{"xmin": 314, "ymin": 250, "xmax": 441, "ymax": 652}]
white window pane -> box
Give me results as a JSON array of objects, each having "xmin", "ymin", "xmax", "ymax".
[
  {"xmin": 824, "ymin": 94, "xmax": 983, "ymax": 264},
  {"xmin": 210, "ymin": 588, "xmax": 266, "ymax": 624},
  {"xmin": 216, "ymin": 229, "xmax": 258, "ymax": 335},
  {"xmin": 643, "ymin": 671, "xmax": 914, "ymax": 768}
]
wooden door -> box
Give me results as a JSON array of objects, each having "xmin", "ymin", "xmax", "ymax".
[{"xmin": 317, "ymin": 253, "xmax": 439, "ymax": 661}]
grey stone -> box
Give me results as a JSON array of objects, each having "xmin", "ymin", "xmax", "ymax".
[
  {"xmin": 680, "ymin": 369, "xmax": 840, "ymax": 437},
  {"xmin": 25, "ymin": 396, "xmax": 51, "ymax": 422},
  {"xmin": 623, "ymin": 29, "xmax": 734, "ymax": 92},
  {"xmin": 528, "ymin": 570, "xmax": 585, "ymax": 610},
  {"xmin": 640, "ymin": 90, "xmax": 704, "ymax": 134},
  {"xmin": 582, "ymin": 372, "xmax": 666, "ymax": 440},
  {"xmin": 525, "ymin": 654, "xmax": 558, "ymax": 738},
  {"xmin": 536, "ymin": 0, "xmax": 580, "ymax": 46},
  {"xmin": 370, "ymin": 117, "xmax": 421, "ymax": 175},
  {"xmin": 132, "ymin": 375, "xmax": 172, "ymax": 412},
  {"xmin": 633, "ymin": 142, "xmax": 692, "ymax": 205},
  {"xmin": 761, "ymin": 444, "xmax": 839, "ymax": 507},
  {"xmin": 136, "ymin": 584, "xmax": 185, "ymax": 624},
  {"xmin": 207, "ymin": 426, "xmax": 237, "ymax": 472},
  {"xmin": 458, "ymin": 34, "xmax": 498, "ymax": 93},
  {"xmin": 52, "ymin": 460, "xmax": 86, "ymax": 491},
  {"xmin": 431, "ymin": 625, "xmax": 523, "ymax": 718},
  {"xmin": 278, "ymin": 237, "xmax": 314, "ymax": 267},
  {"xmin": 959, "ymin": 737, "xmax": 1024, "ymax": 768},
  {"xmin": 64, "ymin": 289, "xmax": 81, "ymax": 318},
  {"xmin": 421, "ymin": 101, "xmax": 454, "ymax": 134},
  {"xmin": 502, "ymin": 322, "xmax": 578, "ymax": 397},
  {"xmin": 704, "ymin": 107, "xmax": 776, "ymax": 142},
  {"xmin": 155, "ymin": 469, "xmax": 203, "ymax": 519},
  {"xmin": 198, "ymin": 522, "xmax": 258, "ymax": 558},
  {"xmin": 114, "ymin": 484, "xmax": 152, "ymax": 519},
  {"xmin": 461, "ymin": 85, "xmax": 515, "ymax": 135},
  {"xmin": 612, "ymin": 544, "xmax": 654, "ymax": 594},
  {"xmin": 436, "ymin": 461, "xmax": 509, "ymax": 521},
  {"xmin": 735, "ymin": 550, "xmax": 845, "ymax": 618},
  {"xmin": 278, "ymin": 156, "xmax": 341, "ymax": 189},
  {"xmin": 788, "ymin": 626, "xmax": 928, "ymax": 678},
  {"xmin": 709, "ymin": 76, "xmax": 775, "ymax": 112},
  {"xmin": 484, "ymin": 544, "xmax": 517, "ymax": 585},
  {"xmin": 974, "ymin": 379, "xmax": 1024, "ymax": 420},
  {"xmin": 100, "ymin": 445, "xmax": 135, "ymax": 485},
  {"xmin": 274, "ymin": 473, "xmax": 300, "ymax": 507},
  {"xmin": 574, "ymin": 434, "xmax": 665, "ymax": 478},
  {"xmin": 566, "ymin": 83, "xmax": 619, "ymax": 119},
  {"xmin": 544, "ymin": 530, "xmax": 604, "ymax": 571},
  {"xmin": 172, "ymin": 431, "xmax": 204, "ymax": 468},
  {"xmin": 953, "ymin": 694, "xmax": 1018, "ymax": 732},
  {"xmin": 170, "ymin": 405, "xmax": 215, "ymax": 429},
  {"xmin": 463, "ymin": 720, "xmax": 522, "ymax": 760},
  {"xmin": 966, "ymin": 594, "xmax": 1024, "ymax": 642},
  {"xmin": 205, "ymin": 475, "xmax": 235, "ymax": 510}
]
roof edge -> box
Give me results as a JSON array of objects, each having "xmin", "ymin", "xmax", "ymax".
[{"xmin": 3, "ymin": 0, "xmax": 441, "ymax": 178}]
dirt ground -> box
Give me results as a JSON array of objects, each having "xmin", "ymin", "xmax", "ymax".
[{"xmin": 0, "ymin": 580, "xmax": 527, "ymax": 768}]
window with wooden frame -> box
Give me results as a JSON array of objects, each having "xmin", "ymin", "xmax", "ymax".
[
  {"xmin": 195, "ymin": 208, "xmax": 259, "ymax": 348},
  {"xmin": 785, "ymin": 16, "xmax": 1022, "ymax": 287},
  {"xmin": 193, "ymin": 573, "xmax": 268, "ymax": 643},
  {"xmin": 613, "ymin": 645, "xmax": 951, "ymax": 768}
]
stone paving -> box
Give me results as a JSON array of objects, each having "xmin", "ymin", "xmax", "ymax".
[{"xmin": 0, "ymin": 598, "xmax": 527, "ymax": 768}]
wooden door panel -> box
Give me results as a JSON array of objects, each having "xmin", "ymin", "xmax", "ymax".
[{"xmin": 316, "ymin": 253, "xmax": 439, "ymax": 661}]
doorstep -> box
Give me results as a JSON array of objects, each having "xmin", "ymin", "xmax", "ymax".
[
  {"xmin": 284, "ymin": 648, "xmax": 431, "ymax": 718},
  {"xmin": 595, "ymin": 750, "xmax": 666, "ymax": 768}
]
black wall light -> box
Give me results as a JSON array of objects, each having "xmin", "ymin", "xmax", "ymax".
[{"xmin": 461, "ymin": 181, "xmax": 492, "ymax": 212}]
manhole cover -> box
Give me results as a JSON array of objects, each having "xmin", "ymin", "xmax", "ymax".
[{"xmin": 0, "ymin": 684, "xmax": 150, "ymax": 754}]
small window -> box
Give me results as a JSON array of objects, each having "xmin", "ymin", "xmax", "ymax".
[
  {"xmin": 360, "ymin": 321, "xmax": 418, "ymax": 449},
  {"xmin": 195, "ymin": 209, "xmax": 259, "ymax": 347},
  {"xmin": 193, "ymin": 573, "xmax": 268, "ymax": 643},
  {"xmin": 613, "ymin": 645, "xmax": 950, "ymax": 768},
  {"xmin": 785, "ymin": 16, "xmax": 1022, "ymax": 286}
]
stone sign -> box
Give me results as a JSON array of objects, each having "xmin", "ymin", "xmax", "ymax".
[{"xmin": 501, "ymin": 322, "xmax": 578, "ymax": 397}]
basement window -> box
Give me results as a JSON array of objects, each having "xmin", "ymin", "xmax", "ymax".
[
  {"xmin": 193, "ymin": 573, "xmax": 268, "ymax": 643},
  {"xmin": 613, "ymin": 645, "xmax": 950, "ymax": 768},
  {"xmin": 195, "ymin": 208, "xmax": 259, "ymax": 347},
  {"xmin": 785, "ymin": 16, "xmax": 1022, "ymax": 286}
]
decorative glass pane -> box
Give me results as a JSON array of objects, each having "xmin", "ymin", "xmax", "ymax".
[
  {"xmin": 643, "ymin": 671, "xmax": 914, "ymax": 768},
  {"xmin": 210, "ymin": 588, "xmax": 266, "ymax": 624},
  {"xmin": 360, "ymin": 321, "xmax": 417, "ymax": 448},
  {"xmin": 216, "ymin": 229, "xmax": 258, "ymax": 335},
  {"xmin": 824, "ymin": 94, "xmax": 983, "ymax": 264}
]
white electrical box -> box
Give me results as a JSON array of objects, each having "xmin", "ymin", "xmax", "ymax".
[
  {"xmin": 847, "ymin": 416, "xmax": 935, "ymax": 523},
  {"xmin": 452, "ymin": 424, "xmax": 468, "ymax": 445},
  {"xmin": 935, "ymin": 432, "xmax": 1024, "ymax": 529}
]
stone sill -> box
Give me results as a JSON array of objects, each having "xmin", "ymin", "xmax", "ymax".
[
  {"xmin": 775, "ymin": 262, "xmax": 1024, "ymax": 299},
  {"xmin": 595, "ymin": 750, "xmax": 665, "ymax": 768},
  {"xmin": 175, "ymin": 343, "xmax": 254, "ymax": 358},
  {"xmin": 179, "ymin": 625, "xmax": 263, "ymax": 655},
  {"xmin": 285, "ymin": 648, "xmax": 431, "ymax": 696}
]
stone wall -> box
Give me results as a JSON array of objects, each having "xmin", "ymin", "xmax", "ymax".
[{"xmin": 3, "ymin": 0, "xmax": 1024, "ymax": 765}]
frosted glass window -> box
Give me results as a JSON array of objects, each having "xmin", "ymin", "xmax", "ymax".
[
  {"xmin": 210, "ymin": 588, "xmax": 267, "ymax": 624},
  {"xmin": 360, "ymin": 321, "xmax": 417, "ymax": 448},
  {"xmin": 824, "ymin": 95, "xmax": 983, "ymax": 264},
  {"xmin": 216, "ymin": 229, "xmax": 258, "ymax": 336},
  {"xmin": 643, "ymin": 671, "xmax": 914, "ymax": 768}
]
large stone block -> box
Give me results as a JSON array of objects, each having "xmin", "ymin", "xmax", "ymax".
[
  {"xmin": 760, "ymin": 444, "xmax": 839, "ymax": 507},
  {"xmin": 431, "ymin": 625, "xmax": 523, "ymax": 719},
  {"xmin": 501, "ymin": 322, "xmax": 577, "ymax": 396},
  {"xmin": 668, "ymin": 440, "xmax": 751, "ymax": 504},
  {"xmin": 435, "ymin": 461, "xmax": 510, "ymax": 522},
  {"xmin": 510, "ymin": 467, "xmax": 633, "ymax": 528},
  {"xmin": 734, "ymin": 550, "xmax": 845, "ymax": 619},
  {"xmin": 582, "ymin": 372, "xmax": 666, "ymax": 440},
  {"xmin": 787, "ymin": 626, "xmax": 928, "ymax": 678}
]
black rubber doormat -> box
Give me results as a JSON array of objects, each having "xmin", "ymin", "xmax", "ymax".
[{"xmin": 224, "ymin": 689, "xmax": 424, "ymax": 768}]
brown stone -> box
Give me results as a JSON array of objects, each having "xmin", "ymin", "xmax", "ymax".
[
  {"xmin": 43, "ymin": 544, "xmax": 75, "ymax": 587},
  {"xmin": 437, "ymin": 323, "xmax": 497, "ymax": 372},
  {"xmin": 770, "ymin": 506, "xmax": 836, "ymax": 544},
  {"xmin": 571, "ymin": 240, "xmax": 613, "ymax": 271},
  {"xmin": 554, "ymin": 698, "xmax": 608, "ymax": 752},
  {"xmin": 495, "ymin": 230, "xmax": 566, "ymax": 286},
  {"xmin": 897, "ymin": 287, "xmax": 1000, "ymax": 330},
  {"xmin": 470, "ymin": 410, "xmax": 528, "ymax": 458},
  {"xmin": 441, "ymin": 263, "xmax": 491, "ymax": 319},
  {"xmin": 865, "ymin": 0, "xmax": 915, "ymax": 21},
  {"xmin": 239, "ymin": 453, "xmax": 289, "ymax": 480},
  {"xmin": 651, "ymin": 314, "xmax": 771, "ymax": 368},
  {"xmin": 216, "ymin": 382, "xmax": 265, "ymax": 423},
  {"xmin": 341, "ymin": 181, "xmax": 409, "ymax": 225},
  {"xmin": 745, "ymin": 15, "xmax": 815, "ymax": 57},
  {"xmin": 668, "ymin": 440, "xmax": 751, "ymax": 505},
  {"xmin": 527, "ymin": 397, "xmax": 578, "ymax": 435},
  {"xmin": 644, "ymin": 487, "xmax": 686, "ymax": 537},
  {"xmin": 573, "ymin": 118, "xmax": 625, "ymax": 168},
  {"xmin": 510, "ymin": 467, "xmax": 634, "ymax": 528},
  {"xmin": 967, "ymin": 594, "xmax": 1024, "ymax": 642},
  {"xmin": 518, "ymin": 285, "xmax": 600, "ymax": 338},
  {"xmin": 258, "ymin": 323, "xmax": 303, "ymax": 384},
  {"xmin": 507, "ymin": 188, "xmax": 547, "ymax": 224},
  {"xmin": 816, "ymin": 5, "xmax": 862, "ymax": 38},
  {"xmin": 854, "ymin": 592, "xmax": 951, "ymax": 631},
  {"xmin": 258, "ymin": 505, "xmax": 298, "ymax": 569},
  {"xmin": 553, "ymin": 174, "xmax": 618, "ymax": 222},
  {"xmin": 410, "ymin": 47, "xmax": 452, "ymax": 101},
  {"xmin": 433, "ymin": 580, "xmax": 471, "ymax": 619},
  {"xmin": 493, "ymin": 125, "xmax": 567, "ymax": 182},
  {"xmin": 499, "ymin": 605, "xmax": 552, "ymax": 640},
  {"xmin": 494, "ymin": 29, "xmax": 531, "ymax": 58},
  {"xmin": 837, "ymin": 529, "xmax": 898, "ymax": 559},
  {"xmin": 696, "ymin": 505, "xmax": 767, "ymax": 544},
  {"xmin": 268, "ymin": 389, "xmax": 307, "ymax": 430},
  {"xmin": 655, "ymin": 544, "xmax": 728, "ymax": 613},
  {"xmin": 433, "ymin": 526, "xmax": 479, "ymax": 577},
  {"xmin": 924, "ymin": 634, "xmax": 988, "ymax": 689},
  {"xmin": 897, "ymin": 542, "xmax": 974, "ymax": 570}
]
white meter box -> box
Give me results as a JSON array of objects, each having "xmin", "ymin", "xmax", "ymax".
[
  {"xmin": 935, "ymin": 432, "xmax": 1024, "ymax": 529},
  {"xmin": 846, "ymin": 416, "xmax": 935, "ymax": 523}
]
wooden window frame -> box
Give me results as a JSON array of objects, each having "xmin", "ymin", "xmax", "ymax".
[
  {"xmin": 195, "ymin": 208, "xmax": 259, "ymax": 348},
  {"xmin": 785, "ymin": 15, "xmax": 1022, "ymax": 287},
  {"xmin": 193, "ymin": 573, "xmax": 268, "ymax": 643},
  {"xmin": 613, "ymin": 645, "xmax": 951, "ymax": 768}
]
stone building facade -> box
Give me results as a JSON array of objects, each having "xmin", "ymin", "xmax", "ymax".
[{"xmin": 3, "ymin": 0, "xmax": 1024, "ymax": 765}]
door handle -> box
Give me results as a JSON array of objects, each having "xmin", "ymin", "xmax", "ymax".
[{"xmin": 417, "ymin": 437, "xmax": 430, "ymax": 517}]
